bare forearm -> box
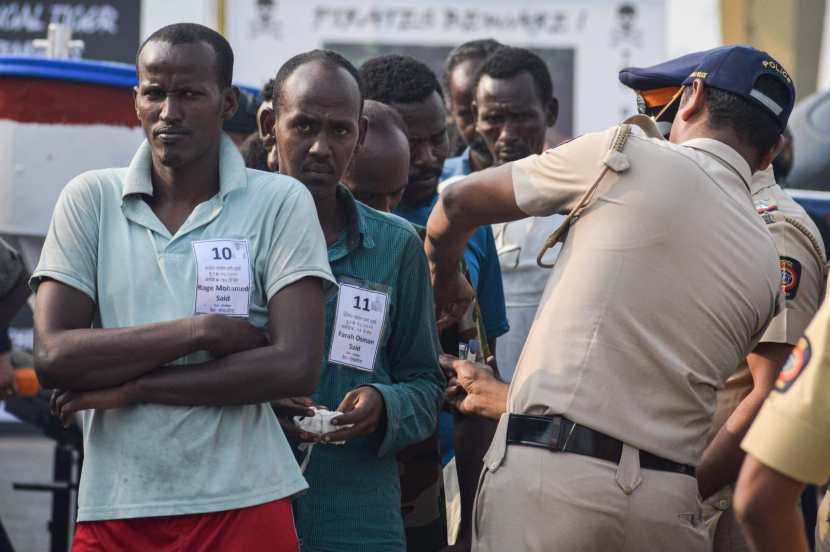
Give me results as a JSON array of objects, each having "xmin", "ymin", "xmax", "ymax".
[
  {"xmin": 741, "ymin": 506, "xmax": 807, "ymax": 552},
  {"xmin": 130, "ymin": 342, "xmax": 321, "ymax": 406},
  {"xmin": 700, "ymin": 343, "xmax": 790, "ymax": 498},
  {"xmin": 697, "ymin": 388, "xmax": 770, "ymax": 498},
  {"xmin": 36, "ymin": 317, "xmax": 202, "ymax": 391},
  {"xmin": 425, "ymin": 196, "xmax": 476, "ymax": 277},
  {"xmin": 426, "ymin": 164, "xmax": 524, "ymax": 276},
  {"xmin": 735, "ymin": 457, "xmax": 808, "ymax": 552}
]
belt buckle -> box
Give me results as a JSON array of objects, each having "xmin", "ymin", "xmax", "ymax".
[{"xmin": 547, "ymin": 417, "xmax": 563, "ymax": 451}]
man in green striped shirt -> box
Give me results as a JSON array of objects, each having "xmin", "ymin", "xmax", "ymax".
[{"xmin": 266, "ymin": 50, "xmax": 445, "ymax": 551}]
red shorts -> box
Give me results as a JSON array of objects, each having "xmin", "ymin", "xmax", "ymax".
[{"xmin": 71, "ymin": 498, "xmax": 298, "ymax": 552}]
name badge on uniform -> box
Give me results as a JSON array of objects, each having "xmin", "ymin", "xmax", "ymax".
[
  {"xmin": 329, "ymin": 278, "xmax": 390, "ymax": 372},
  {"xmin": 192, "ymin": 239, "xmax": 252, "ymax": 317}
]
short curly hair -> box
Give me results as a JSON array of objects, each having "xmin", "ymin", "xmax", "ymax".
[
  {"xmin": 360, "ymin": 54, "xmax": 442, "ymax": 105},
  {"xmin": 475, "ymin": 46, "xmax": 554, "ymax": 105}
]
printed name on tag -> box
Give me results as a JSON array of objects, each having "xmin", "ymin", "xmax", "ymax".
[
  {"xmin": 329, "ymin": 281, "xmax": 390, "ymax": 372},
  {"xmin": 192, "ymin": 239, "xmax": 252, "ymax": 317}
]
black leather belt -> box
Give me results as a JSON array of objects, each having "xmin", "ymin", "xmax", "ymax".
[{"xmin": 506, "ymin": 414, "xmax": 696, "ymax": 478}]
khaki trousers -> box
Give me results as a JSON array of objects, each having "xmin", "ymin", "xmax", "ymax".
[
  {"xmin": 472, "ymin": 414, "xmax": 709, "ymax": 552},
  {"xmin": 702, "ymin": 487, "xmax": 751, "ymax": 552}
]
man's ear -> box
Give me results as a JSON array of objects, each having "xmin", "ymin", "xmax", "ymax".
[
  {"xmin": 356, "ymin": 114, "xmax": 368, "ymax": 152},
  {"xmin": 757, "ymin": 134, "xmax": 786, "ymax": 172},
  {"xmin": 221, "ymin": 85, "xmax": 240, "ymax": 122},
  {"xmin": 259, "ymin": 106, "xmax": 276, "ymax": 145},
  {"xmin": 677, "ymin": 81, "xmax": 705, "ymax": 123},
  {"xmin": 132, "ymin": 86, "xmax": 139, "ymax": 119},
  {"xmin": 546, "ymin": 97, "xmax": 559, "ymax": 128},
  {"xmin": 256, "ymin": 101, "xmax": 272, "ymax": 139}
]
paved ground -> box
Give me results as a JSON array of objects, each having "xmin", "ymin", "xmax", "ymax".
[{"xmin": 0, "ymin": 432, "xmax": 66, "ymax": 552}]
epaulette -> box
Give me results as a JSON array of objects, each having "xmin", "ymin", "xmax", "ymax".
[{"xmin": 784, "ymin": 214, "xmax": 828, "ymax": 278}]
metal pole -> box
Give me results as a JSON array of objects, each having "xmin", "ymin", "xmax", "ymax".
[
  {"xmin": 217, "ymin": 0, "xmax": 226, "ymax": 35},
  {"xmin": 49, "ymin": 445, "xmax": 72, "ymax": 552}
]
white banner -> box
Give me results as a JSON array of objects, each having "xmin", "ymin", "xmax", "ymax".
[
  {"xmin": 226, "ymin": 0, "xmax": 667, "ymax": 137},
  {"xmin": 0, "ymin": 121, "xmax": 143, "ymax": 236}
]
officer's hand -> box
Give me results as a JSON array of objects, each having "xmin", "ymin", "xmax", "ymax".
[
  {"xmin": 324, "ymin": 386, "xmax": 386, "ymax": 443},
  {"xmin": 199, "ymin": 314, "xmax": 268, "ymax": 357},
  {"xmin": 442, "ymin": 353, "xmax": 494, "ymax": 414},
  {"xmin": 50, "ymin": 383, "xmax": 137, "ymax": 427},
  {"xmin": 441, "ymin": 354, "xmax": 507, "ymax": 420},
  {"xmin": 273, "ymin": 397, "xmax": 322, "ymax": 443},
  {"xmin": 432, "ymin": 270, "xmax": 475, "ymax": 332},
  {"xmin": 0, "ymin": 353, "xmax": 16, "ymax": 399}
]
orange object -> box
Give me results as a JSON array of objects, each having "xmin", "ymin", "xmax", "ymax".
[
  {"xmin": 15, "ymin": 368, "xmax": 40, "ymax": 397},
  {"xmin": 638, "ymin": 85, "xmax": 681, "ymax": 108}
]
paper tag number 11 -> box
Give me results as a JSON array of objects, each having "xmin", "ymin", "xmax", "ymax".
[{"xmin": 329, "ymin": 283, "xmax": 389, "ymax": 372}]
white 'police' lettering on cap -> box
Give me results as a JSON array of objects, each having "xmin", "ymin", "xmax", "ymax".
[{"xmin": 749, "ymin": 89, "xmax": 784, "ymax": 116}]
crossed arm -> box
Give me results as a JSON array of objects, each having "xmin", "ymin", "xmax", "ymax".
[{"xmin": 35, "ymin": 276, "xmax": 326, "ymax": 416}]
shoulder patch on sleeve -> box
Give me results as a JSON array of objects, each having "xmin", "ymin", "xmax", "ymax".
[
  {"xmin": 775, "ymin": 336, "xmax": 811, "ymax": 393},
  {"xmin": 779, "ymin": 256, "xmax": 802, "ymax": 300}
]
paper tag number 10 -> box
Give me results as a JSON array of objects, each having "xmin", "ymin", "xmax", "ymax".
[{"xmin": 212, "ymin": 247, "xmax": 233, "ymax": 260}]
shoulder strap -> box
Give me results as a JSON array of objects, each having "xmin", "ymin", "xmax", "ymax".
[{"xmin": 536, "ymin": 124, "xmax": 632, "ymax": 268}]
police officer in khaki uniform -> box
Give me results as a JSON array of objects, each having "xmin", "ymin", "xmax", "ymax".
[
  {"xmin": 619, "ymin": 52, "xmax": 827, "ymax": 552},
  {"xmin": 427, "ymin": 45, "xmax": 794, "ymax": 551},
  {"xmin": 735, "ymin": 292, "xmax": 830, "ymax": 552}
]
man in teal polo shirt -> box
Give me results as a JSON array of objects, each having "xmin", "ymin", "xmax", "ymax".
[
  {"xmin": 32, "ymin": 24, "xmax": 333, "ymax": 551},
  {"xmin": 266, "ymin": 49, "xmax": 444, "ymax": 551}
]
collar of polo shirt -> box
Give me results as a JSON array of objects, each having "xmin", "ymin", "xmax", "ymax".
[{"xmin": 121, "ymin": 134, "xmax": 248, "ymax": 202}]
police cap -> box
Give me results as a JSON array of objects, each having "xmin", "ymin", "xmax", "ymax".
[{"xmin": 682, "ymin": 44, "xmax": 795, "ymax": 130}]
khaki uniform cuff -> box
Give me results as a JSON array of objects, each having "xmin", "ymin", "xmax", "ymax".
[
  {"xmin": 760, "ymin": 308, "xmax": 815, "ymax": 346},
  {"xmin": 742, "ymin": 400, "xmax": 830, "ymax": 484}
]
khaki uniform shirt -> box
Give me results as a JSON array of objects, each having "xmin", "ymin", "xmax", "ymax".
[
  {"xmin": 743, "ymin": 288, "xmax": 830, "ymax": 484},
  {"xmin": 710, "ymin": 167, "xmax": 827, "ymax": 437},
  {"xmin": 507, "ymin": 125, "xmax": 781, "ymax": 466}
]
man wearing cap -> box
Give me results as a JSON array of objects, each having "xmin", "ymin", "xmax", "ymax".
[
  {"xmin": 735, "ymin": 298, "xmax": 830, "ymax": 552},
  {"xmin": 620, "ymin": 50, "xmax": 827, "ymax": 552},
  {"xmin": 429, "ymin": 45, "xmax": 792, "ymax": 550}
]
